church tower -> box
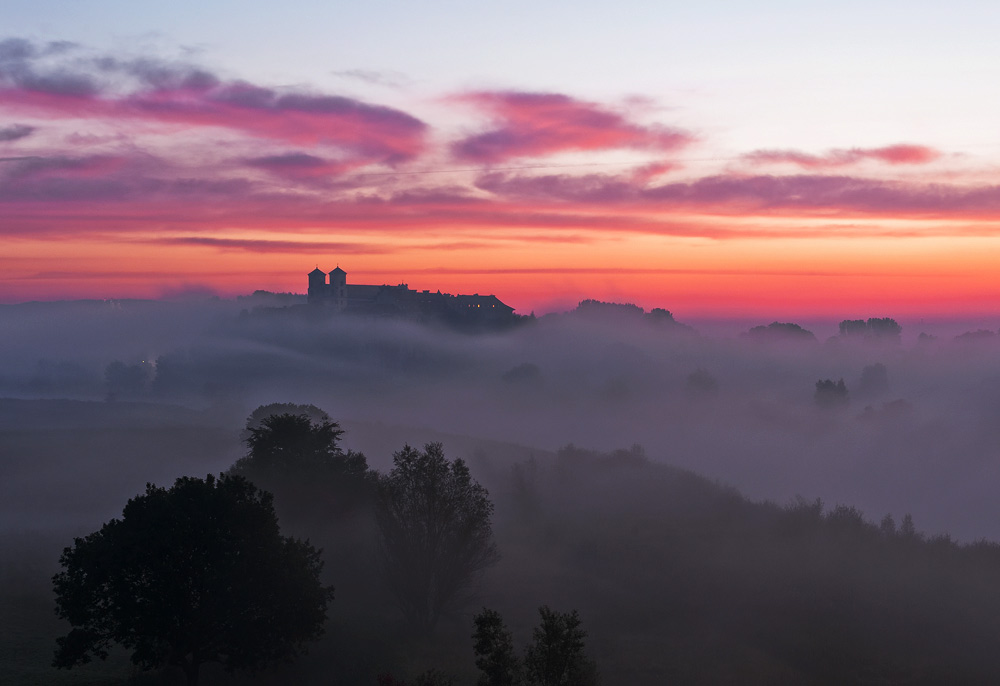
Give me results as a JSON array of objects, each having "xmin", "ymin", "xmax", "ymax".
[
  {"xmin": 307, "ymin": 267, "xmax": 327, "ymax": 304},
  {"xmin": 329, "ymin": 266, "xmax": 347, "ymax": 311}
]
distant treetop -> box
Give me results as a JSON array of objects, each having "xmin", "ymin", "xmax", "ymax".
[
  {"xmin": 572, "ymin": 300, "xmax": 685, "ymax": 328},
  {"xmin": 838, "ymin": 317, "xmax": 902, "ymax": 342},
  {"xmin": 745, "ymin": 321, "xmax": 816, "ymax": 341},
  {"xmin": 574, "ymin": 299, "xmax": 645, "ymax": 317},
  {"xmin": 647, "ymin": 307, "xmax": 675, "ymax": 323},
  {"xmin": 244, "ymin": 403, "xmax": 331, "ymax": 431},
  {"xmin": 954, "ymin": 329, "xmax": 997, "ymax": 343},
  {"xmin": 815, "ymin": 378, "xmax": 849, "ymax": 407}
]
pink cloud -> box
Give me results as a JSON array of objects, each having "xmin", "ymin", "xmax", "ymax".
[
  {"xmin": 244, "ymin": 152, "xmax": 357, "ymax": 180},
  {"xmin": 0, "ymin": 150, "xmax": 263, "ymax": 207},
  {"xmin": 450, "ymin": 91, "xmax": 693, "ymax": 163},
  {"xmin": 640, "ymin": 173, "xmax": 981, "ymax": 215},
  {"xmin": 476, "ymin": 171, "xmax": 635, "ymax": 204},
  {"xmin": 123, "ymin": 83, "xmax": 427, "ymax": 161},
  {"xmin": 7, "ymin": 145, "xmax": 1000, "ymax": 245},
  {"xmin": 476, "ymin": 169, "xmax": 1000, "ymax": 220},
  {"xmin": 0, "ymin": 123, "xmax": 34, "ymax": 141},
  {"xmin": 0, "ymin": 40, "xmax": 428, "ymax": 164},
  {"xmin": 5, "ymin": 39, "xmax": 999, "ymax": 248},
  {"xmin": 743, "ymin": 144, "xmax": 941, "ymax": 168},
  {"xmin": 631, "ymin": 161, "xmax": 679, "ymax": 183},
  {"xmin": 10, "ymin": 160, "xmax": 1000, "ymax": 244},
  {"xmin": 144, "ymin": 236, "xmax": 395, "ymax": 254},
  {"xmin": 4, "ymin": 154, "xmax": 128, "ymax": 180}
]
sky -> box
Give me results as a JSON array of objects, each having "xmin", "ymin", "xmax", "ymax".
[{"xmin": 3, "ymin": 0, "xmax": 1000, "ymax": 319}]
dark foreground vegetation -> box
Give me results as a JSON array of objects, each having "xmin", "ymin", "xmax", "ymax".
[{"xmin": 5, "ymin": 399, "xmax": 1000, "ymax": 685}]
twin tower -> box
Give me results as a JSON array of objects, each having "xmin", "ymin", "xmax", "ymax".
[{"xmin": 307, "ymin": 266, "xmax": 348, "ymax": 308}]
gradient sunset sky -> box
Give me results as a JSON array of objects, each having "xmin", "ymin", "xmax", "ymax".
[{"xmin": 3, "ymin": 0, "xmax": 1000, "ymax": 319}]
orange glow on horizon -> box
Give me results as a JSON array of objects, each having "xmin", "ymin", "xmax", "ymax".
[{"xmin": 5, "ymin": 226, "xmax": 1000, "ymax": 321}]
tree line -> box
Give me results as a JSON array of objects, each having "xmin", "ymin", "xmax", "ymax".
[{"xmin": 52, "ymin": 404, "xmax": 600, "ymax": 685}]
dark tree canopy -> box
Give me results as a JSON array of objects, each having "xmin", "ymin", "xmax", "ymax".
[
  {"xmin": 745, "ymin": 321, "xmax": 816, "ymax": 341},
  {"xmin": 473, "ymin": 607, "xmax": 599, "ymax": 686},
  {"xmin": 838, "ymin": 319, "xmax": 868, "ymax": 337},
  {"xmin": 858, "ymin": 362, "xmax": 889, "ymax": 396},
  {"xmin": 646, "ymin": 307, "xmax": 675, "ymax": 323},
  {"xmin": 815, "ymin": 378, "xmax": 849, "ymax": 407},
  {"xmin": 838, "ymin": 317, "xmax": 902, "ymax": 342},
  {"xmin": 231, "ymin": 409, "xmax": 371, "ymax": 518},
  {"xmin": 237, "ymin": 411, "xmax": 348, "ymax": 474},
  {"xmin": 574, "ymin": 299, "xmax": 645, "ymax": 319},
  {"xmin": 473, "ymin": 608, "xmax": 522, "ymax": 686},
  {"xmin": 243, "ymin": 402, "xmax": 333, "ymax": 436},
  {"xmin": 376, "ymin": 443, "xmax": 499, "ymax": 631},
  {"xmin": 524, "ymin": 607, "xmax": 599, "ymax": 686},
  {"xmin": 955, "ymin": 329, "xmax": 997, "ymax": 343},
  {"xmin": 686, "ymin": 368, "xmax": 719, "ymax": 395},
  {"xmin": 52, "ymin": 474, "xmax": 333, "ymax": 685},
  {"xmin": 867, "ymin": 317, "xmax": 902, "ymax": 339}
]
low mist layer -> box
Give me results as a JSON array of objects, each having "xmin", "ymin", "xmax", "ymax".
[{"xmin": 2, "ymin": 296, "xmax": 999, "ymax": 542}]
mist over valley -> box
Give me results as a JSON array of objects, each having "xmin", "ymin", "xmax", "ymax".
[{"xmin": 5, "ymin": 292, "xmax": 1000, "ymax": 684}]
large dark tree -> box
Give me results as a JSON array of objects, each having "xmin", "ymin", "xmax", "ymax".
[
  {"xmin": 52, "ymin": 474, "xmax": 334, "ymax": 685},
  {"xmin": 375, "ymin": 443, "xmax": 499, "ymax": 631}
]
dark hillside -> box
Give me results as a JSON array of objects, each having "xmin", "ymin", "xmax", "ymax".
[
  {"xmin": 3, "ymin": 400, "xmax": 1000, "ymax": 684},
  {"xmin": 471, "ymin": 445, "xmax": 1000, "ymax": 685}
]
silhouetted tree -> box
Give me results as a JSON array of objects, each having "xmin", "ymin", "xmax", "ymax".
[
  {"xmin": 815, "ymin": 378, "xmax": 849, "ymax": 407},
  {"xmin": 825, "ymin": 504, "xmax": 872, "ymax": 539},
  {"xmin": 524, "ymin": 607, "xmax": 599, "ymax": 686},
  {"xmin": 955, "ymin": 329, "xmax": 997, "ymax": 343},
  {"xmin": 646, "ymin": 307, "xmax": 675, "ymax": 323},
  {"xmin": 243, "ymin": 402, "xmax": 333, "ymax": 436},
  {"xmin": 858, "ymin": 362, "xmax": 889, "ymax": 397},
  {"xmin": 867, "ymin": 317, "xmax": 902, "ymax": 341},
  {"xmin": 52, "ymin": 474, "xmax": 333, "ymax": 685},
  {"xmin": 746, "ymin": 321, "xmax": 816, "ymax": 341},
  {"xmin": 838, "ymin": 318, "xmax": 901, "ymax": 342},
  {"xmin": 574, "ymin": 299, "xmax": 644, "ymax": 319},
  {"xmin": 779, "ymin": 496, "xmax": 825, "ymax": 536},
  {"xmin": 236, "ymin": 411, "xmax": 346, "ymax": 473},
  {"xmin": 473, "ymin": 607, "xmax": 599, "ymax": 686},
  {"xmin": 473, "ymin": 608, "xmax": 523, "ymax": 686},
  {"xmin": 375, "ymin": 443, "xmax": 499, "ymax": 631},
  {"xmin": 839, "ymin": 319, "xmax": 868, "ymax": 337},
  {"xmin": 231, "ymin": 410, "xmax": 371, "ymax": 517},
  {"xmin": 686, "ymin": 368, "xmax": 719, "ymax": 395}
]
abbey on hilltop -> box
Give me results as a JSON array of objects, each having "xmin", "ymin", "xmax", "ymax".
[{"xmin": 307, "ymin": 266, "xmax": 516, "ymax": 323}]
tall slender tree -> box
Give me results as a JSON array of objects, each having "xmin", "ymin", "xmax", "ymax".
[{"xmin": 376, "ymin": 443, "xmax": 499, "ymax": 631}]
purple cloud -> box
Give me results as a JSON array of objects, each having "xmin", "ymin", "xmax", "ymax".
[
  {"xmin": 450, "ymin": 90, "xmax": 693, "ymax": 163},
  {"xmin": 0, "ymin": 123, "xmax": 34, "ymax": 141}
]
